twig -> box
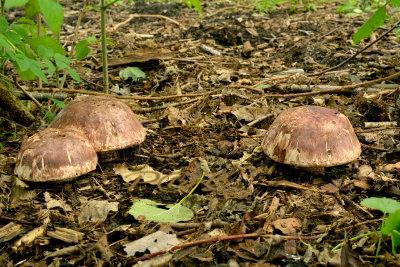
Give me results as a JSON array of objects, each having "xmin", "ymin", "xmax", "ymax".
[
  {"xmin": 0, "ymin": 73, "xmax": 44, "ymax": 109},
  {"xmin": 29, "ymin": 87, "xmax": 222, "ymax": 101},
  {"xmin": 355, "ymin": 127, "xmax": 400, "ymax": 134},
  {"xmin": 263, "ymin": 71, "xmax": 400, "ymax": 98},
  {"xmin": 309, "ymin": 19, "xmax": 400, "ymax": 76},
  {"xmin": 361, "ymin": 143, "xmax": 388, "ymax": 152},
  {"xmin": 133, "ymin": 98, "xmax": 199, "ymax": 113},
  {"xmin": 0, "ymin": 216, "xmax": 37, "ymax": 225},
  {"xmin": 125, "ymin": 232, "xmax": 322, "ymax": 264},
  {"xmin": 335, "ymin": 218, "xmax": 382, "ymax": 233},
  {"xmin": 112, "ymin": 14, "xmax": 186, "ymax": 32}
]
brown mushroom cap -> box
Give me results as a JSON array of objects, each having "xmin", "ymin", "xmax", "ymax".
[
  {"xmin": 15, "ymin": 128, "xmax": 98, "ymax": 182},
  {"xmin": 49, "ymin": 96, "xmax": 146, "ymax": 152},
  {"xmin": 262, "ymin": 105, "xmax": 361, "ymax": 167}
]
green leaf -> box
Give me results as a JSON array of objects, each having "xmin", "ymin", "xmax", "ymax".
[
  {"xmin": 43, "ymin": 110, "xmax": 56, "ymax": 121},
  {"xmin": 353, "ymin": 6, "xmax": 387, "ymax": 44},
  {"xmin": 43, "ymin": 58, "xmax": 55, "ymax": 75},
  {"xmin": 4, "ymin": 31, "xmax": 23, "ymax": 46},
  {"xmin": 37, "ymin": 44, "xmax": 54, "ymax": 58},
  {"xmin": 65, "ymin": 66, "xmax": 81, "ymax": 82},
  {"xmin": 16, "ymin": 17, "xmax": 35, "ymax": 26},
  {"xmin": 26, "ymin": 58, "xmax": 48, "ymax": 83},
  {"xmin": 75, "ymin": 39, "xmax": 90, "ymax": 60},
  {"xmin": 119, "ymin": 67, "xmax": 146, "ymax": 81},
  {"xmin": 392, "ymin": 230, "xmax": 400, "ymax": 252},
  {"xmin": 0, "ymin": 34, "xmax": 13, "ymax": 50},
  {"xmin": 129, "ymin": 199, "xmax": 194, "ymax": 223},
  {"xmin": 0, "ymin": 17, "xmax": 8, "ymax": 33},
  {"xmin": 5, "ymin": 0, "xmax": 29, "ymax": 9},
  {"xmin": 183, "ymin": 0, "xmax": 202, "ymax": 15},
  {"xmin": 337, "ymin": 1, "xmax": 356, "ymax": 13},
  {"xmin": 361, "ymin": 197, "xmax": 400, "ymax": 214},
  {"xmin": 39, "ymin": 0, "xmax": 64, "ymax": 36},
  {"xmin": 29, "ymin": 36, "xmax": 66, "ymax": 55},
  {"xmin": 25, "ymin": 0, "xmax": 41, "ymax": 18},
  {"xmin": 381, "ymin": 210, "xmax": 400, "ymax": 235},
  {"xmin": 390, "ymin": 0, "xmax": 400, "ymax": 7},
  {"xmin": 10, "ymin": 24, "xmax": 29, "ymax": 40},
  {"xmin": 54, "ymin": 53, "xmax": 69, "ymax": 69},
  {"xmin": 15, "ymin": 66, "xmax": 36, "ymax": 81},
  {"xmin": 45, "ymin": 96, "xmax": 66, "ymax": 109}
]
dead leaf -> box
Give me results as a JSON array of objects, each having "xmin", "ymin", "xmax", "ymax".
[
  {"xmin": 78, "ymin": 200, "xmax": 118, "ymax": 224},
  {"xmin": 44, "ymin": 192, "xmax": 72, "ymax": 212},
  {"xmin": 114, "ymin": 163, "xmax": 180, "ymax": 184},
  {"xmin": 124, "ymin": 230, "xmax": 180, "ymax": 257},
  {"xmin": 272, "ymin": 218, "xmax": 302, "ymax": 235},
  {"xmin": 383, "ymin": 162, "xmax": 400, "ymax": 172}
]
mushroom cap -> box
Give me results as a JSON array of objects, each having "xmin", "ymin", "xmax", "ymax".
[
  {"xmin": 15, "ymin": 128, "xmax": 98, "ymax": 182},
  {"xmin": 262, "ymin": 105, "xmax": 361, "ymax": 167},
  {"xmin": 49, "ymin": 96, "xmax": 146, "ymax": 152}
]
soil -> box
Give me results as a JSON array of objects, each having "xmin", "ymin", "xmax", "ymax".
[{"xmin": 1, "ymin": 0, "xmax": 400, "ymax": 266}]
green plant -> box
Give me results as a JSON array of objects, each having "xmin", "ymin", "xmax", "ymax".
[
  {"xmin": 42, "ymin": 96, "xmax": 65, "ymax": 123},
  {"xmin": 337, "ymin": 0, "xmax": 400, "ymax": 44},
  {"xmin": 333, "ymin": 197, "xmax": 400, "ymax": 262},
  {"xmin": 129, "ymin": 172, "xmax": 205, "ymax": 223},
  {"xmin": 0, "ymin": 131, "xmax": 19, "ymax": 149},
  {"xmin": 2, "ymin": 0, "xmax": 81, "ymax": 83}
]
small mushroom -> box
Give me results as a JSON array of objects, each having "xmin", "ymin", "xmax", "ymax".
[
  {"xmin": 15, "ymin": 128, "xmax": 98, "ymax": 182},
  {"xmin": 49, "ymin": 96, "xmax": 146, "ymax": 152},
  {"xmin": 262, "ymin": 105, "xmax": 361, "ymax": 169}
]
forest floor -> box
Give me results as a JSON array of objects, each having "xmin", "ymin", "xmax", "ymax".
[{"xmin": 1, "ymin": 0, "xmax": 400, "ymax": 266}]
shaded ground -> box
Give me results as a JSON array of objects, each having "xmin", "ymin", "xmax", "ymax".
[{"xmin": 1, "ymin": 0, "xmax": 400, "ymax": 266}]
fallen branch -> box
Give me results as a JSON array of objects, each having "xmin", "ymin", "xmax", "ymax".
[
  {"xmin": 263, "ymin": 71, "xmax": 400, "ymax": 98},
  {"xmin": 112, "ymin": 14, "xmax": 186, "ymax": 32},
  {"xmin": 309, "ymin": 19, "xmax": 400, "ymax": 76},
  {"xmin": 29, "ymin": 87, "xmax": 221, "ymax": 101},
  {"xmin": 125, "ymin": 232, "xmax": 322, "ymax": 265}
]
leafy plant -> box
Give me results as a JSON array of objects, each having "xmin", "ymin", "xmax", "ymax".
[
  {"xmin": 129, "ymin": 172, "xmax": 205, "ymax": 223},
  {"xmin": 42, "ymin": 96, "xmax": 65, "ymax": 122},
  {"xmin": 2, "ymin": 0, "xmax": 81, "ymax": 83},
  {"xmin": 183, "ymin": 0, "xmax": 202, "ymax": 15},
  {"xmin": 337, "ymin": 0, "xmax": 400, "ymax": 44},
  {"xmin": 333, "ymin": 197, "xmax": 400, "ymax": 262}
]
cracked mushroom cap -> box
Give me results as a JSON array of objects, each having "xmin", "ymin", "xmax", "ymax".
[
  {"xmin": 262, "ymin": 105, "xmax": 361, "ymax": 167},
  {"xmin": 49, "ymin": 96, "xmax": 146, "ymax": 152},
  {"xmin": 15, "ymin": 128, "xmax": 98, "ymax": 182}
]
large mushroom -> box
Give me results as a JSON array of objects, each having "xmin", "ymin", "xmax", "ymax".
[
  {"xmin": 262, "ymin": 105, "xmax": 361, "ymax": 169},
  {"xmin": 15, "ymin": 128, "xmax": 98, "ymax": 182},
  {"xmin": 49, "ymin": 96, "xmax": 146, "ymax": 152}
]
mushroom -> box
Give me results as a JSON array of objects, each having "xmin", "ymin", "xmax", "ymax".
[
  {"xmin": 49, "ymin": 96, "xmax": 146, "ymax": 152},
  {"xmin": 262, "ymin": 105, "xmax": 361, "ymax": 170},
  {"xmin": 15, "ymin": 128, "xmax": 98, "ymax": 182}
]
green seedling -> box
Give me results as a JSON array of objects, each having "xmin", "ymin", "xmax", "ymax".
[
  {"xmin": 129, "ymin": 172, "xmax": 205, "ymax": 223},
  {"xmin": 1, "ymin": 0, "xmax": 81, "ymax": 83},
  {"xmin": 42, "ymin": 96, "xmax": 65, "ymax": 123},
  {"xmin": 333, "ymin": 197, "xmax": 400, "ymax": 263},
  {"xmin": 337, "ymin": 0, "xmax": 400, "ymax": 44}
]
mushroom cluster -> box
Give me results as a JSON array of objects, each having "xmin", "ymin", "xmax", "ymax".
[
  {"xmin": 262, "ymin": 105, "xmax": 361, "ymax": 170},
  {"xmin": 15, "ymin": 96, "xmax": 146, "ymax": 182}
]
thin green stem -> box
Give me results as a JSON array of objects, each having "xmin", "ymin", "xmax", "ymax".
[
  {"xmin": 177, "ymin": 172, "xmax": 205, "ymax": 205},
  {"xmin": 332, "ymin": 231, "xmax": 377, "ymax": 251}
]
